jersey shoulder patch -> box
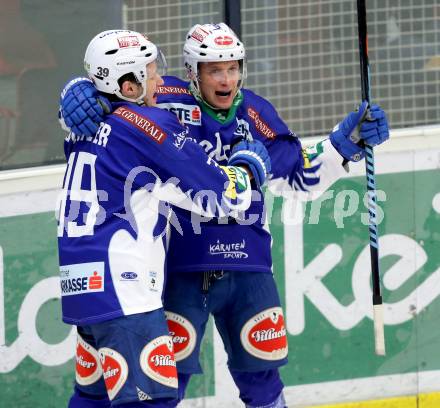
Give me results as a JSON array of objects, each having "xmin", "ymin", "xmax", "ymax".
[
  {"xmin": 112, "ymin": 105, "xmax": 167, "ymax": 144},
  {"xmin": 241, "ymin": 88, "xmax": 290, "ymax": 140},
  {"xmin": 246, "ymin": 106, "xmax": 277, "ymax": 140},
  {"xmin": 157, "ymin": 76, "xmax": 192, "ymax": 96}
]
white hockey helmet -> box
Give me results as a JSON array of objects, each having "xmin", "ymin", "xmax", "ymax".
[
  {"xmin": 183, "ymin": 23, "xmax": 247, "ymax": 95},
  {"xmin": 84, "ymin": 29, "xmax": 166, "ymax": 103}
]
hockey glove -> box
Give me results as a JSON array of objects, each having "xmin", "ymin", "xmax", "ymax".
[
  {"xmin": 228, "ymin": 139, "xmax": 271, "ymax": 187},
  {"xmin": 59, "ymin": 77, "xmax": 111, "ymax": 136},
  {"xmin": 329, "ymin": 101, "xmax": 389, "ymax": 162}
]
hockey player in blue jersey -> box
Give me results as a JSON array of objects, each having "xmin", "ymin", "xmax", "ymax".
[
  {"xmin": 59, "ymin": 23, "xmax": 389, "ymax": 408},
  {"xmin": 57, "ymin": 29, "xmax": 271, "ymax": 408}
]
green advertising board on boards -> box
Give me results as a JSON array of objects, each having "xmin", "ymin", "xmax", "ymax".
[{"xmin": 1, "ymin": 162, "xmax": 440, "ymax": 407}]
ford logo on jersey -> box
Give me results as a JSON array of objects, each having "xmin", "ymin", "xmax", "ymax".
[{"xmin": 120, "ymin": 272, "xmax": 138, "ymax": 280}]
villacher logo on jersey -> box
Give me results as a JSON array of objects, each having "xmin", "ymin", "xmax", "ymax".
[
  {"xmin": 99, "ymin": 347, "xmax": 128, "ymax": 401},
  {"xmin": 76, "ymin": 334, "xmax": 102, "ymax": 386},
  {"xmin": 165, "ymin": 311, "xmax": 197, "ymax": 361},
  {"xmin": 240, "ymin": 307, "xmax": 288, "ymax": 361},
  {"xmin": 140, "ymin": 336, "xmax": 178, "ymax": 388}
]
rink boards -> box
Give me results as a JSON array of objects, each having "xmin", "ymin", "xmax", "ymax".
[{"xmin": 1, "ymin": 126, "xmax": 440, "ymax": 407}]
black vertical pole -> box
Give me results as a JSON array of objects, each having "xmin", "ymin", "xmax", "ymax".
[
  {"xmin": 356, "ymin": 0, "xmax": 385, "ymax": 356},
  {"xmin": 224, "ymin": 0, "xmax": 242, "ymax": 38}
]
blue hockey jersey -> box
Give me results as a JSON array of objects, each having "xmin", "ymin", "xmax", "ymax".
[
  {"xmin": 57, "ymin": 103, "xmax": 254, "ymax": 325},
  {"xmin": 156, "ymin": 76, "xmax": 347, "ymax": 274}
]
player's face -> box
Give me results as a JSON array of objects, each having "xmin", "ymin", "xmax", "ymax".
[
  {"xmin": 143, "ymin": 61, "xmax": 164, "ymax": 106},
  {"xmin": 198, "ymin": 61, "xmax": 240, "ymax": 110}
]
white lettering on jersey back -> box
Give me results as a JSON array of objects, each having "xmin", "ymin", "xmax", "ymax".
[
  {"xmin": 60, "ymin": 262, "xmax": 104, "ymax": 297},
  {"xmin": 65, "ymin": 123, "xmax": 111, "ymax": 147},
  {"xmin": 156, "ymin": 103, "xmax": 202, "ymax": 126}
]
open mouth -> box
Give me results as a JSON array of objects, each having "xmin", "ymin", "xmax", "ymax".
[{"xmin": 215, "ymin": 90, "xmax": 232, "ymax": 97}]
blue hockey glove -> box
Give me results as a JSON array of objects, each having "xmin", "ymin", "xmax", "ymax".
[
  {"xmin": 228, "ymin": 139, "xmax": 271, "ymax": 187},
  {"xmin": 358, "ymin": 104, "xmax": 389, "ymax": 147},
  {"xmin": 59, "ymin": 77, "xmax": 111, "ymax": 136},
  {"xmin": 330, "ymin": 101, "xmax": 389, "ymax": 162}
]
